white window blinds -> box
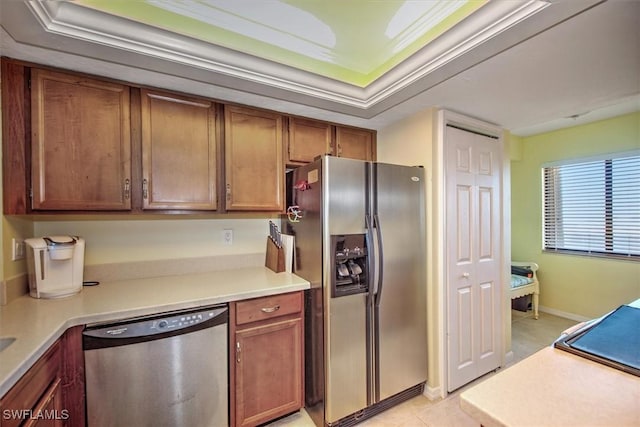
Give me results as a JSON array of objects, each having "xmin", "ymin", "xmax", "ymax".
[{"xmin": 543, "ymin": 153, "xmax": 640, "ymax": 259}]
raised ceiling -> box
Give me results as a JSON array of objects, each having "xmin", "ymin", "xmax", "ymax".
[
  {"xmin": 1, "ymin": 0, "xmax": 639, "ymax": 135},
  {"xmin": 77, "ymin": 0, "xmax": 487, "ymax": 88}
]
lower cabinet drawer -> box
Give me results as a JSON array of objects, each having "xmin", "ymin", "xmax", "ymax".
[{"xmin": 235, "ymin": 291, "xmax": 302, "ymax": 325}]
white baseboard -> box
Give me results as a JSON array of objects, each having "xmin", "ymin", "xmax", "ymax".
[
  {"xmin": 504, "ymin": 350, "xmax": 514, "ymax": 365},
  {"xmin": 539, "ymin": 305, "xmax": 590, "ymax": 322},
  {"xmin": 423, "ymin": 384, "xmax": 443, "ymax": 400}
]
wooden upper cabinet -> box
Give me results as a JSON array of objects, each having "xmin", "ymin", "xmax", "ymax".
[
  {"xmin": 224, "ymin": 106, "xmax": 284, "ymax": 211},
  {"xmin": 140, "ymin": 89, "xmax": 218, "ymax": 210},
  {"xmin": 335, "ymin": 126, "xmax": 375, "ymax": 161},
  {"xmin": 30, "ymin": 69, "xmax": 131, "ymax": 210},
  {"xmin": 286, "ymin": 117, "xmax": 332, "ymax": 165}
]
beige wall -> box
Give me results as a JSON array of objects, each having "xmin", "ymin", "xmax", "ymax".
[
  {"xmin": 511, "ymin": 112, "xmax": 640, "ymax": 319},
  {"xmin": 3, "ymin": 217, "xmax": 33, "ymax": 278},
  {"xmin": 1, "ymin": 213, "xmax": 271, "ymax": 302},
  {"xmin": 33, "ymin": 217, "xmax": 272, "ymax": 266},
  {"xmin": 378, "ymin": 109, "xmax": 514, "ymax": 396},
  {"xmin": 377, "ymin": 108, "xmax": 441, "ymax": 394}
]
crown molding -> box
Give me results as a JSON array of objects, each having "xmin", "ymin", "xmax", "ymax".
[
  {"xmin": 24, "ymin": 0, "xmax": 550, "ymax": 109},
  {"xmin": 364, "ymin": 1, "xmax": 551, "ymax": 105},
  {"xmin": 25, "ymin": 0, "xmax": 367, "ymax": 107},
  {"xmin": 1, "ymin": 0, "xmax": 607, "ymax": 123}
]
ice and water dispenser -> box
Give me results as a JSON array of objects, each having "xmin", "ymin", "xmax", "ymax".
[{"xmin": 331, "ymin": 234, "xmax": 368, "ymax": 297}]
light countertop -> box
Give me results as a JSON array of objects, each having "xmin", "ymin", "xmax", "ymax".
[
  {"xmin": 0, "ymin": 267, "xmax": 309, "ymax": 397},
  {"xmin": 460, "ymin": 322, "xmax": 640, "ymax": 426}
]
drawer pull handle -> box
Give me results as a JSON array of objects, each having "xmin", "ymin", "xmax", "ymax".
[
  {"xmin": 261, "ymin": 305, "xmax": 280, "ymax": 313},
  {"xmin": 123, "ymin": 178, "xmax": 130, "ymax": 200}
]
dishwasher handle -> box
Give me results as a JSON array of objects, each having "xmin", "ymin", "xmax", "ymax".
[{"xmin": 83, "ymin": 305, "xmax": 228, "ymax": 351}]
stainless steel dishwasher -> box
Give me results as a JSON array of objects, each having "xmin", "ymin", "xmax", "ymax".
[{"xmin": 83, "ymin": 304, "xmax": 228, "ymax": 427}]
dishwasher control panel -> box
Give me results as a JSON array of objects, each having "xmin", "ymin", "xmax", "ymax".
[
  {"xmin": 83, "ymin": 305, "xmax": 228, "ymax": 344},
  {"xmin": 155, "ymin": 311, "xmax": 210, "ymax": 330}
]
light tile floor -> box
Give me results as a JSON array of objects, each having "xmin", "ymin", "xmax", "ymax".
[{"xmin": 268, "ymin": 310, "xmax": 577, "ymax": 427}]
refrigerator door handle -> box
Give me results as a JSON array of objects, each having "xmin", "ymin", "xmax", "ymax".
[
  {"xmin": 365, "ymin": 214, "xmax": 376, "ymax": 301},
  {"xmin": 373, "ymin": 214, "xmax": 384, "ymax": 307}
]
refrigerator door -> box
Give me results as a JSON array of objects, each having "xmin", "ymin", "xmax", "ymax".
[
  {"xmin": 325, "ymin": 293, "xmax": 368, "ymax": 423},
  {"xmin": 323, "ymin": 156, "xmax": 370, "ymax": 423},
  {"xmin": 374, "ymin": 163, "xmax": 427, "ymax": 402},
  {"xmin": 324, "ymin": 156, "xmax": 367, "ymax": 236}
]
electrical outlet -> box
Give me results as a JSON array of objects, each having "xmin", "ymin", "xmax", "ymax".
[
  {"xmin": 222, "ymin": 229, "xmax": 233, "ymax": 245},
  {"xmin": 11, "ymin": 239, "xmax": 25, "ymax": 261}
]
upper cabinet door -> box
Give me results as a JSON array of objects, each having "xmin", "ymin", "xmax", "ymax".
[
  {"xmin": 335, "ymin": 126, "xmax": 375, "ymax": 161},
  {"xmin": 141, "ymin": 89, "xmax": 218, "ymax": 211},
  {"xmin": 224, "ymin": 106, "xmax": 284, "ymax": 211},
  {"xmin": 286, "ymin": 117, "xmax": 332, "ymax": 165},
  {"xmin": 31, "ymin": 69, "xmax": 131, "ymax": 210}
]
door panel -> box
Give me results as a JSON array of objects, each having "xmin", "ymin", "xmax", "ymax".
[
  {"xmin": 235, "ymin": 319, "xmax": 302, "ymax": 426},
  {"xmin": 287, "ymin": 117, "xmax": 332, "ymax": 164},
  {"xmin": 447, "ymin": 127, "xmax": 477, "ymax": 389},
  {"xmin": 141, "ymin": 89, "xmax": 217, "ymax": 210},
  {"xmin": 335, "ymin": 126, "xmax": 374, "ymax": 161},
  {"xmin": 224, "ymin": 106, "xmax": 284, "ymax": 211},
  {"xmin": 31, "ymin": 69, "xmax": 131, "ymax": 210},
  {"xmin": 478, "ymin": 187, "xmax": 493, "ymax": 259},
  {"xmin": 457, "ymin": 185, "xmax": 473, "ymax": 262},
  {"xmin": 456, "ymin": 286, "xmax": 473, "ymax": 367},
  {"xmin": 479, "ymin": 281, "xmax": 495, "ymax": 356},
  {"xmin": 456, "ymin": 146, "xmax": 472, "ymax": 173},
  {"xmin": 446, "ymin": 126, "xmax": 502, "ymax": 392}
]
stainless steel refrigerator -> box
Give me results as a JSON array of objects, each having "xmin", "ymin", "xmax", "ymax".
[{"xmin": 285, "ymin": 155, "xmax": 427, "ymax": 427}]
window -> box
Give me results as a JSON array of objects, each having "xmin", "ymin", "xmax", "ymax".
[{"xmin": 543, "ymin": 152, "xmax": 640, "ymax": 260}]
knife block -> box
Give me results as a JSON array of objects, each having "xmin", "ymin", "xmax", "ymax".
[{"xmin": 265, "ymin": 237, "xmax": 285, "ymax": 273}]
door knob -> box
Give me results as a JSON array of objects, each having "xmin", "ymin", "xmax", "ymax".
[{"xmin": 462, "ymin": 272, "xmax": 470, "ymax": 278}]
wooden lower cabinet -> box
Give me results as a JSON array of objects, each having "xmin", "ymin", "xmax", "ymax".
[
  {"xmin": 23, "ymin": 378, "xmax": 63, "ymax": 427},
  {"xmin": 0, "ymin": 327, "xmax": 85, "ymax": 427},
  {"xmin": 0, "ymin": 341, "xmax": 62, "ymax": 427},
  {"xmin": 59, "ymin": 327, "xmax": 85, "ymax": 427},
  {"xmin": 230, "ymin": 291, "xmax": 304, "ymax": 427}
]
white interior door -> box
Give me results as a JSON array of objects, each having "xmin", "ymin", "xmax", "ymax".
[{"xmin": 446, "ymin": 125, "xmax": 502, "ymax": 392}]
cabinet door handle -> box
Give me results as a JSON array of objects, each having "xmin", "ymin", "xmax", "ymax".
[
  {"xmin": 123, "ymin": 178, "xmax": 130, "ymax": 200},
  {"xmin": 236, "ymin": 341, "xmax": 241, "ymax": 363},
  {"xmin": 226, "ymin": 184, "xmax": 231, "ymax": 201},
  {"xmin": 261, "ymin": 305, "xmax": 280, "ymax": 313},
  {"xmin": 143, "ymin": 179, "xmax": 148, "ymax": 199}
]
